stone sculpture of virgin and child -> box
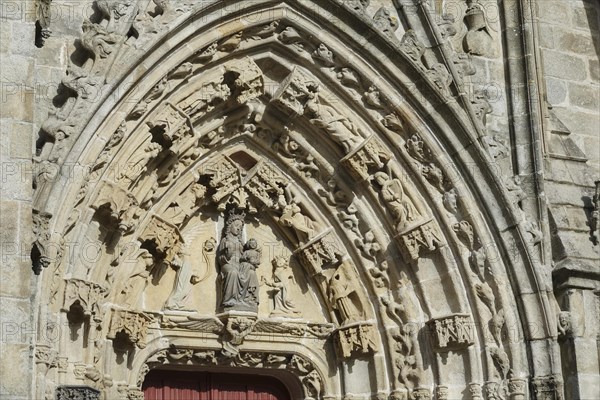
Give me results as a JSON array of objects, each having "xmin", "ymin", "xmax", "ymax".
[{"xmin": 217, "ymin": 212, "xmax": 261, "ymax": 312}]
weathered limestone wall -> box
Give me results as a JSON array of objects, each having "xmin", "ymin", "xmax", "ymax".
[
  {"xmin": 1, "ymin": 1, "xmax": 37, "ymax": 399},
  {"xmin": 1, "ymin": 1, "xmax": 92, "ymax": 397},
  {"xmin": 540, "ymin": 0, "xmax": 599, "ymax": 169},
  {"xmin": 538, "ymin": 1, "xmax": 600, "ymax": 398}
]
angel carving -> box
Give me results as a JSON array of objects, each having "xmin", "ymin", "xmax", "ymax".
[
  {"xmin": 262, "ymin": 256, "xmax": 301, "ymax": 317},
  {"xmin": 372, "ymin": 171, "xmax": 420, "ymax": 232},
  {"xmin": 279, "ymin": 203, "xmax": 320, "ymax": 244},
  {"xmin": 117, "ymin": 249, "xmax": 155, "ymax": 308},
  {"xmin": 304, "ymin": 86, "xmax": 361, "ymax": 153}
]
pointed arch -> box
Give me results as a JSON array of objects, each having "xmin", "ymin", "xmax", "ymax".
[{"xmin": 32, "ymin": 1, "xmax": 561, "ymax": 399}]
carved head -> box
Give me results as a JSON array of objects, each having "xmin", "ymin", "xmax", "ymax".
[
  {"xmin": 373, "ymin": 171, "xmax": 389, "ymax": 186},
  {"xmin": 225, "ymin": 218, "xmax": 244, "ymax": 236},
  {"xmin": 272, "ymin": 255, "xmax": 288, "ymax": 270},
  {"xmin": 244, "ymin": 238, "xmax": 258, "ymax": 250}
]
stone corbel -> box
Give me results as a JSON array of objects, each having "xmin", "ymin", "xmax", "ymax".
[
  {"xmin": 396, "ymin": 218, "xmax": 444, "ymax": 262},
  {"xmin": 90, "ymin": 181, "xmax": 139, "ymax": 233},
  {"xmin": 217, "ymin": 312, "xmax": 258, "ymax": 357},
  {"xmin": 341, "ymin": 136, "xmax": 391, "ymax": 182},
  {"xmin": 62, "ymin": 279, "xmax": 108, "ymax": 323},
  {"xmin": 32, "ymin": 209, "xmax": 53, "ymax": 274},
  {"xmin": 427, "ymin": 314, "xmax": 475, "ymax": 351}
]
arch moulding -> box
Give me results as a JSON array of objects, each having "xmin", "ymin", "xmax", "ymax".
[{"xmin": 32, "ymin": 1, "xmax": 563, "ymax": 399}]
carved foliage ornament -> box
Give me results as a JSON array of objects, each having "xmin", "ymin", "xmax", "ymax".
[{"xmin": 55, "ymin": 386, "xmax": 100, "ymax": 400}]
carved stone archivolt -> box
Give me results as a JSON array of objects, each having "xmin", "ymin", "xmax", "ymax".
[{"xmin": 31, "ymin": 1, "xmax": 560, "ymax": 398}]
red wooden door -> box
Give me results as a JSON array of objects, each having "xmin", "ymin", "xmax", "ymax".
[{"xmin": 142, "ymin": 370, "xmax": 291, "ymax": 400}]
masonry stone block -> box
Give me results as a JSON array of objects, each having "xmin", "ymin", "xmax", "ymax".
[
  {"xmin": 0, "ymin": 343, "xmax": 32, "ymax": 397},
  {"xmin": 568, "ymin": 82, "xmax": 600, "ymax": 111},
  {"xmin": 537, "ymin": 1, "xmax": 572, "ymax": 25},
  {"xmin": 545, "ymin": 77, "xmax": 567, "ymax": 105},
  {"xmin": 8, "ymin": 21, "xmax": 35, "ymax": 57},
  {"xmin": 542, "ymin": 50, "xmax": 588, "ymax": 81},
  {"xmin": 555, "ymin": 29, "xmax": 596, "ymax": 57},
  {"xmin": 590, "ymin": 60, "xmax": 599, "ymax": 82}
]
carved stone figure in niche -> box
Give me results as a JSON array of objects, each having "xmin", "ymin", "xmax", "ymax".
[
  {"xmin": 443, "ymin": 188, "xmax": 458, "ymax": 214},
  {"xmin": 328, "ymin": 263, "xmax": 364, "ymax": 325},
  {"xmin": 164, "ymin": 251, "xmax": 200, "ymax": 311},
  {"xmin": 35, "ymin": 0, "xmax": 52, "ymax": 46},
  {"xmin": 116, "ymin": 142, "xmax": 162, "ymax": 187},
  {"xmin": 463, "ymin": 1, "xmax": 495, "ymax": 57},
  {"xmin": 279, "ymin": 202, "xmax": 320, "ymax": 244},
  {"xmin": 217, "ymin": 211, "xmax": 260, "ymax": 312},
  {"xmin": 118, "ymin": 249, "xmax": 154, "ymax": 308},
  {"xmin": 372, "ymin": 172, "xmax": 420, "ymax": 231},
  {"xmin": 304, "ymin": 87, "xmax": 361, "ymax": 153},
  {"xmin": 262, "ymin": 256, "xmax": 301, "ymax": 317}
]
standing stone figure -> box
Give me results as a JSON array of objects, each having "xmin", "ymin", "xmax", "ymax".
[
  {"xmin": 373, "ymin": 171, "xmax": 419, "ymax": 232},
  {"xmin": 118, "ymin": 249, "xmax": 154, "ymax": 308},
  {"xmin": 279, "ymin": 203, "xmax": 319, "ymax": 244},
  {"xmin": 304, "ymin": 87, "xmax": 361, "ymax": 153},
  {"xmin": 328, "ymin": 265, "xmax": 363, "ymax": 324},
  {"xmin": 217, "ymin": 212, "xmax": 260, "ymax": 312},
  {"xmin": 164, "ymin": 252, "xmax": 197, "ymax": 311}
]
